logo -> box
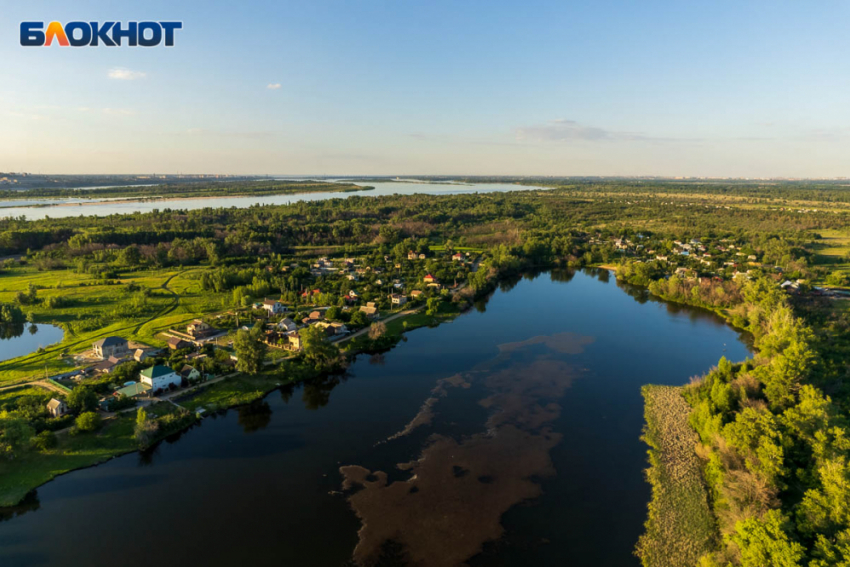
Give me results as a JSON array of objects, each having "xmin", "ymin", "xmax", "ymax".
[{"xmin": 20, "ymin": 21, "xmax": 182, "ymax": 47}]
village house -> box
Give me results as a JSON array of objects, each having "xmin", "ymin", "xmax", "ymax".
[
  {"xmin": 92, "ymin": 336, "xmax": 129, "ymax": 360},
  {"xmin": 46, "ymin": 398, "xmax": 68, "ymax": 418},
  {"xmin": 452, "ymin": 252, "xmax": 464, "ymax": 261},
  {"xmin": 389, "ymin": 293, "xmax": 408, "ymax": 306},
  {"xmin": 407, "ymin": 250, "xmax": 418, "ymax": 260},
  {"xmin": 316, "ymin": 321, "xmax": 349, "ymax": 337},
  {"xmin": 262, "ymin": 299, "xmax": 287, "ymax": 315},
  {"xmin": 167, "ymin": 337, "xmax": 192, "ymax": 351},
  {"xmin": 133, "ymin": 348, "xmax": 156, "ymax": 363},
  {"xmin": 359, "ymin": 302, "xmax": 379, "ymax": 317},
  {"xmin": 93, "ymin": 356, "xmax": 125, "ymax": 375},
  {"xmin": 187, "ymin": 319, "xmax": 216, "ymax": 338},
  {"xmin": 140, "ymin": 365, "xmax": 182, "ymax": 392},
  {"xmin": 179, "ymin": 365, "xmax": 201, "ymax": 382},
  {"xmin": 423, "ymin": 274, "xmax": 438, "ymax": 284},
  {"xmin": 287, "ymin": 332, "xmax": 303, "ymax": 351},
  {"xmin": 410, "ymin": 290, "xmax": 424, "ymax": 298},
  {"xmin": 114, "ymin": 382, "xmax": 151, "ymax": 399},
  {"xmin": 277, "ymin": 317, "xmax": 297, "ymax": 332}
]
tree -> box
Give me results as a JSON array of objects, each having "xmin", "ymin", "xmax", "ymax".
[
  {"xmin": 75, "ymin": 411, "xmax": 102, "ymax": 432},
  {"xmin": 368, "ymin": 321, "xmax": 387, "ymax": 340},
  {"xmin": 234, "ymin": 326, "xmax": 267, "ymax": 374},
  {"xmin": 134, "ymin": 407, "xmax": 159, "ymax": 447},
  {"xmin": 349, "ymin": 309, "xmax": 369, "ymax": 328},
  {"xmin": 729, "ymin": 510, "xmax": 805, "ymax": 567},
  {"xmin": 300, "ymin": 325, "xmax": 340, "ymax": 366},
  {"xmin": 67, "ymin": 387, "xmax": 98, "ymax": 413},
  {"xmin": 426, "ymin": 297, "xmax": 441, "ymax": 316},
  {"xmin": 118, "ymin": 244, "xmax": 142, "ymax": 267},
  {"xmin": 32, "ymin": 430, "xmax": 57, "ymax": 451},
  {"xmin": 0, "ymin": 413, "xmax": 34, "ymax": 460}
]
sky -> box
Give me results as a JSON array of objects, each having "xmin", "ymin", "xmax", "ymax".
[{"xmin": 1, "ymin": 0, "xmax": 849, "ymax": 177}]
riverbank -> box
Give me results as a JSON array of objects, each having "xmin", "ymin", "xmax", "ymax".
[{"xmin": 636, "ymin": 385, "xmax": 717, "ymax": 567}]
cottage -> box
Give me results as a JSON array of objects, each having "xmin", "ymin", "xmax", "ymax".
[
  {"xmin": 93, "ymin": 356, "xmax": 124, "ymax": 374},
  {"xmin": 262, "ymin": 299, "xmax": 287, "ymax": 315},
  {"xmin": 133, "ymin": 348, "xmax": 156, "ymax": 363},
  {"xmin": 407, "ymin": 251, "xmax": 418, "ymax": 260},
  {"xmin": 389, "ymin": 293, "xmax": 408, "ymax": 306},
  {"xmin": 187, "ymin": 319, "xmax": 214, "ymax": 338},
  {"xmin": 410, "ymin": 290, "xmax": 424, "ymax": 298},
  {"xmin": 452, "ymin": 253, "xmax": 464, "ymax": 261},
  {"xmin": 167, "ymin": 337, "xmax": 192, "ymax": 351},
  {"xmin": 423, "ymin": 274, "xmax": 438, "ymax": 284},
  {"xmin": 114, "ymin": 382, "xmax": 151, "ymax": 399},
  {"xmin": 179, "ymin": 365, "xmax": 201, "ymax": 381},
  {"xmin": 287, "ymin": 332, "xmax": 303, "ymax": 351},
  {"xmin": 359, "ymin": 302, "xmax": 378, "ymax": 317},
  {"xmin": 46, "ymin": 398, "xmax": 68, "ymax": 418},
  {"xmin": 277, "ymin": 317, "xmax": 297, "ymax": 332},
  {"xmin": 139, "ymin": 365, "xmax": 182, "ymax": 392},
  {"xmin": 92, "ymin": 336, "xmax": 129, "ymax": 360}
]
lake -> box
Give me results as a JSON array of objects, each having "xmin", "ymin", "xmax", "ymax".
[
  {"xmin": 0, "ymin": 180, "xmax": 544, "ymax": 220},
  {"xmin": 0, "ymin": 270, "xmax": 751, "ymax": 567},
  {"xmin": 0, "ymin": 324, "xmax": 64, "ymax": 363}
]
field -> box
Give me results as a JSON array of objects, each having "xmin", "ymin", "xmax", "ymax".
[
  {"xmin": 636, "ymin": 385, "xmax": 717, "ymax": 567},
  {"xmin": 0, "ymin": 264, "xmax": 229, "ymax": 384}
]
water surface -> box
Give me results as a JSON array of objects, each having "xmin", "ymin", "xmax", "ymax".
[
  {"xmin": 0, "ymin": 180, "xmax": 542, "ymax": 220},
  {"xmin": 0, "ymin": 271, "xmax": 750, "ymax": 566},
  {"xmin": 0, "ymin": 324, "xmax": 64, "ymax": 363}
]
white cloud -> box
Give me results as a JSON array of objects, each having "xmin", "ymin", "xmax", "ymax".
[
  {"xmin": 266, "ymin": 83, "xmax": 282, "ymax": 90},
  {"xmin": 515, "ymin": 119, "xmax": 649, "ymax": 143},
  {"xmin": 108, "ymin": 68, "xmax": 146, "ymax": 80}
]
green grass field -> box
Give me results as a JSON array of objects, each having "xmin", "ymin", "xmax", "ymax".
[
  {"xmin": 0, "ymin": 264, "xmax": 230, "ymax": 384},
  {"xmin": 636, "ymin": 385, "xmax": 717, "ymax": 567}
]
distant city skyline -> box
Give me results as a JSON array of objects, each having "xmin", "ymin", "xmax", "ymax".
[{"xmin": 2, "ymin": 0, "xmax": 849, "ymax": 177}]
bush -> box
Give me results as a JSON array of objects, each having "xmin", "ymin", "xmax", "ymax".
[
  {"xmin": 75, "ymin": 411, "xmax": 102, "ymax": 432},
  {"xmin": 32, "ymin": 430, "xmax": 57, "ymax": 451}
]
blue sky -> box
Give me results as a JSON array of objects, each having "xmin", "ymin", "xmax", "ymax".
[{"xmin": 2, "ymin": 0, "xmax": 849, "ymax": 177}]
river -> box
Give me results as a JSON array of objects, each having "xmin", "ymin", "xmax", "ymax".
[
  {"xmin": 0, "ymin": 180, "xmax": 543, "ymax": 220},
  {"xmin": 0, "ymin": 270, "xmax": 750, "ymax": 567}
]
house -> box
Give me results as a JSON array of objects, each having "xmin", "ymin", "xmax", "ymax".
[
  {"xmin": 180, "ymin": 365, "xmax": 201, "ymax": 382},
  {"xmin": 114, "ymin": 382, "xmax": 151, "ymax": 399},
  {"xmin": 302, "ymin": 311, "xmax": 324, "ymax": 325},
  {"xmin": 359, "ymin": 302, "xmax": 378, "ymax": 317},
  {"xmin": 410, "ymin": 290, "xmax": 424, "ymax": 298},
  {"xmin": 167, "ymin": 337, "xmax": 192, "ymax": 351},
  {"xmin": 277, "ymin": 317, "xmax": 297, "ymax": 332},
  {"xmin": 187, "ymin": 319, "xmax": 215, "ymax": 338},
  {"xmin": 262, "ymin": 299, "xmax": 287, "ymax": 315},
  {"xmin": 316, "ymin": 321, "xmax": 349, "ymax": 337},
  {"xmin": 423, "ymin": 274, "xmax": 438, "ymax": 284},
  {"xmin": 452, "ymin": 253, "xmax": 464, "ymax": 261},
  {"xmin": 133, "ymin": 348, "xmax": 156, "ymax": 363},
  {"xmin": 46, "ymin": 398, "xmax": 68, "ymax": 418},
  {"xmin": 389, "ymin": 293, "xmax": 408, "ymax": 306},
  {"xmin": 139, "ymin": 365, "xmax": 182, "ymax": 392},
  {"xmin": 407, "ymin": 250, "xmax": 418, "ymax": 260},
  {"xmin": 93, "ymin": 336, "xmax": 129, "ymax": 359},
  {"xmin": 287, "ymin": 332, "xmax": 303, "ymax": 351},
  {"xmin": 93, "ymin": 356, "xmax": 124, "ymax": 374}
]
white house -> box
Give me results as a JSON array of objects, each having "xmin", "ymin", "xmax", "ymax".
[
  {"xmin": 46, "ymin": 398, "xmax": 69, "ymax": 418},
  {"xmin": 139, "ymin": 365, "xmax": 181, "ymax": 391},
  {"xmin": 277, "ymin": 317, "xmax": 297, "ymax": 332},
  {"xmin": 262, "ymin": 299, "xmax": 287, "ymax": 315}
]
